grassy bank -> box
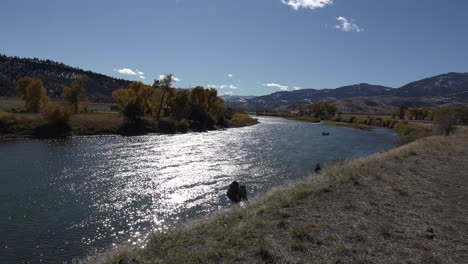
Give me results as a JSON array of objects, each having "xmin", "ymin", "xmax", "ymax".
[
  {"xmin": 80, "ymin": 130, "xmax": 467, "ymax": 264},
  {"xmin": 322, "ymin": 121, "xmax": 371, "ymax": 131},
  {"xmin": 295, "ymin": 114, "xmax": 433, "ymax": 145},
  {"xmin": 226, "ymin": 113, "xmax": 259, "ymax": 128}
]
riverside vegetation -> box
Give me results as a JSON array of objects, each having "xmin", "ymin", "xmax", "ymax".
[
  {"xmin": 79, "ymin": 122, "xmax": 468, "ymax": 264},
  {"xmin": 254, "ymin": 102, "xmax": 467, "ymax": 145},
  {"xmin": 0, "ymin": 75, "xmax": 258, "ymax": 138}
]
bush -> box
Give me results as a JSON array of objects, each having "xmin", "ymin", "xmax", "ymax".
[
  {"xmin": 393, "ymin": 123, "xmax": 432, "ymax": 144},
  {"xmin": 189, "ymin": 107, "xmax": 210, "ymax": 131},
  {"xmin": 43, "ymin": 104, "xmax": 72, "ymax": 124},
  {"xmin": 433, "ymin": 111, "xmax": 457, "ymax": 136},
  {"xmin": 0, "ymin": 110, "xmax": 17, "ymax": 133},
  {"xmin": 177, "ymin": 118, "xmax": 190, "ymax": 133},
  {"xmin": 158, "ymin": 117, "xmax": 178, "ymax": 134},
  {"xmin": 35, "ymin": 105, "xmax": 73, "ymax": 138}
]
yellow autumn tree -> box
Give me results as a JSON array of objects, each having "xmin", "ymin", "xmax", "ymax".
[
  {"xmin": 62, "ymin": 75, "xmax": 88, "ymax": 114},
  {"xmin": 15, "ymin": 77, "xmax": 50, "ymax": 113}
]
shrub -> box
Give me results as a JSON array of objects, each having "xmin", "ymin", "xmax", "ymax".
[
  {"xmin": 189, "ymin": 106, "xmax": 210, "ymax": 131},
  {"xmin": 433, "ymin": 110, "xmax": 457, "ymax": 136},
  {"xmin": 35, "ymin": 105, "xmax": 73, "ymax": 138},
  {"xmin": 0, "ymin": 110, "xmax": 17, "ymax": 133},
  {"xmin": 158, "ymin": 117, "xmax": 178, "ymax": 134},
  {"xmin": 43, "ymin": 104, "xmax": 72, "ymax": 124},
  {"xmin": 393, "ymin": 123, "xmax": 432, "ymax": 144}
]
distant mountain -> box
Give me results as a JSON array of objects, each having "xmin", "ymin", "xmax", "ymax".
[
  {"xmin": 388, "ymin": 72, "xmax": 468, "ymax": 98},
  {"xmin": 225, "ymin": 73, "xmax": 468, "ymax": 112},
  {"xmin": 226, "ymin": 83, "xmax": 393, "ymax": 110},
  {"xmin": 219, "ymin": 95, "xmax": 256, "ymax": 101},
  {"xmin": 0, "ymin": 54, "xmax": 131, "ymax": 102}
]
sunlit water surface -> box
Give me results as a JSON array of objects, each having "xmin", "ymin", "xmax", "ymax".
[{"xmin": 0, "ymin": 116, "xmax": 397, "ymax": 263}]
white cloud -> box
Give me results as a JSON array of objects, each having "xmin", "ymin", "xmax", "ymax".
[
  {"xmin": 335, "ymin": 16, "xmax": 363, "ymax": 32},
  {"xmin": 207, "ymin": 84, "xmax": 236, "ymax": 89},
  {"xmin": 159, "ymin": 74, "xmax": 181, "ymax": 82},
  {"xmin": 228, "ymin": 74, "xmax": 233, "ymax": 78},
  {"xmin": 224, "ymin": 91, "xmax": 235, "ymax": 96},
  {"xmin": 113, "ymin": 68, "xmax": 137, "ymax": 75},
  {"xmin": 281, "ymin": 0, "xmax": 333, "ymax": 10},
  {"xmin": 263, "ymin": 83, "xmax": 289, "ymax": 91},
  {"xmin": 210, "ymin": 84, "xmax": 237, "ymax": 89},
  {"xmin": 138, "ymin": 76, "xmax": 146, "ymax": 79},
  {"xmin": 136, "ymin": 70, "xmax": 145, "ymax": 75},
  {"xmin": 293, "ymin": 86, "xmax": 302, "ymax": 90}
]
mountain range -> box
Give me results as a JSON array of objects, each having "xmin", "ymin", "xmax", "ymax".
[
  {"xmin": 1, "ymin": 54, "xmax": 467, "ymax": 112},
  {"xmin": 225, "ymin": 73, "xmax": 468, "ymax": 112}
]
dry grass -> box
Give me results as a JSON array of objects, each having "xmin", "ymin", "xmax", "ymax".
[
  {"xmin": 79, "ymin": 130, "xmax": 468, "ymax": 264},
  {"xmin": 0, "ymin": 112, "xmax": 125, "ymax": 138},
  {"xmin": 0, "ymin": 97, "xmax": 117, "ymax": 113},
  {"xmin": 322, "ymin": 121, "xmax": 371, "ymax": 131},
  {"xmin": 69, "ymin": 113, "xmax": 124, "ymax": 135}
]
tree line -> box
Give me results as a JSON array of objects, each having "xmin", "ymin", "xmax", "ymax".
[
  {"xmin": 15, "ymin": 75, "xmax": 88, "ymax": 114},
  {"xmin": 112, "ymin": 74, "xmax": 226, "ymax": 131}
]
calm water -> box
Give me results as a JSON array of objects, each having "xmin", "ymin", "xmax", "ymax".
[{"xmin": 0, "ymin": 116, "xmax": 397, "ymax": 263}]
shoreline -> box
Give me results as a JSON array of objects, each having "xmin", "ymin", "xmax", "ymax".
[
  {"xmin": 0, "ymin": 112, "xmax": 259, "ymax": 140},
  {"xmin": 79, "ymin": 129, "xmax": 467, "ymax": 264}
]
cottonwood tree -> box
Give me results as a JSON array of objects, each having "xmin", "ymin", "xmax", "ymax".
[
  {"xmin": 112, "ymin": 88, "xmax": 135, "ymax": 111},
  {"xmin": 310, "ymin": 102, "xmax": 337, "ymax": 119},
  {"xmin": 15, "ymin": 77, "xmax": 50, "ymax": 113},
  {"xmin": 62, "ymin": 75, "xmax": 88, "ymax": 113},
  {"xmin": 156, "ymin": 74, "xmax": 174, "ymax": 120}
]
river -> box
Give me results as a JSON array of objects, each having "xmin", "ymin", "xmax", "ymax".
[{"xmin": 0, "ymin": 116, "xmax": 398, "ymax": 263}]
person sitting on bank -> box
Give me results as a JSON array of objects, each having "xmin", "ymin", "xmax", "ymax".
[{"xmin": 315, "ymin": 163, "xmax": 321, "ymax": 174}]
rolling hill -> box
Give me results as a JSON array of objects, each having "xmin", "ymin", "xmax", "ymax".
[{"xmin": 226, "ymin": 73, "xmax": 468, "ymax": 112}]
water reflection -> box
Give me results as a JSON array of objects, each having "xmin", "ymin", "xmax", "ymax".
[{"xmin": 0, "ymin": 116, "xmax": 397, "ymax": 263}]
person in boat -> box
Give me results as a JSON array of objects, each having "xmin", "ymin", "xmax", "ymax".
[
  {"xmin": 315, "ymin": 163, "xmax": 321, "ymax": 174},
  {"xmin": 227, "ymin": 181, "xmax": 248, "ymax": 203}
]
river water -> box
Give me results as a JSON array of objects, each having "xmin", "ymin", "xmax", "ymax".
[{"xmin": 0, "ymin": 116, "xmax": 397, "ymax": 263}]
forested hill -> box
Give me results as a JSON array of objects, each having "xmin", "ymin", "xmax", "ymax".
[{"xmin": 0, "ymin": 54, "xmax": 131, "ymax": 102}]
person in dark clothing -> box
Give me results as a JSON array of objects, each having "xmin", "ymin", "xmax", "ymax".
[
  {"xmin": 315, "ymin": 163, "xmax": 321, "ymax": 174},
  {"xmin": 227, "ymin": 181, "xmax": 248, "ymax": 203}
]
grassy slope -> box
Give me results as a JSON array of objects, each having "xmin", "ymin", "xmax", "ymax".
[{"xmin": 81, "ymin": 130, "xmax": 468, "ymax": 264}]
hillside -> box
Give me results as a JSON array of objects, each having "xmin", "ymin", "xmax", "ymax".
[
  {"xmin": 226, "ymin": 73, "xmax": 468, "ymax": 112},
  {"xmin": 0, "ymin": 54, "xmax": 131, "ymax": 102},
  {"xmin": 81, "ymin": 130, "xmax": 468, "ymax": 264},
  {"xmin": 389, "ymin": 72, "xmax": 468, "ymax": 98}
]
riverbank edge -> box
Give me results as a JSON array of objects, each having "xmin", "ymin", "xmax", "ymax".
[
  {"xmin": 0, "ymin": 113, "xmax": 259, "ymax": 139},
  {"xmin": 78, "ymin": 130, "xmax": 467, "ymax": 264}
]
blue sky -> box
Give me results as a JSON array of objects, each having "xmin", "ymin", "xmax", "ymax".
[{"xmin": 1, "ymin": 0, "xmax": 468, "ymax": 96}]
